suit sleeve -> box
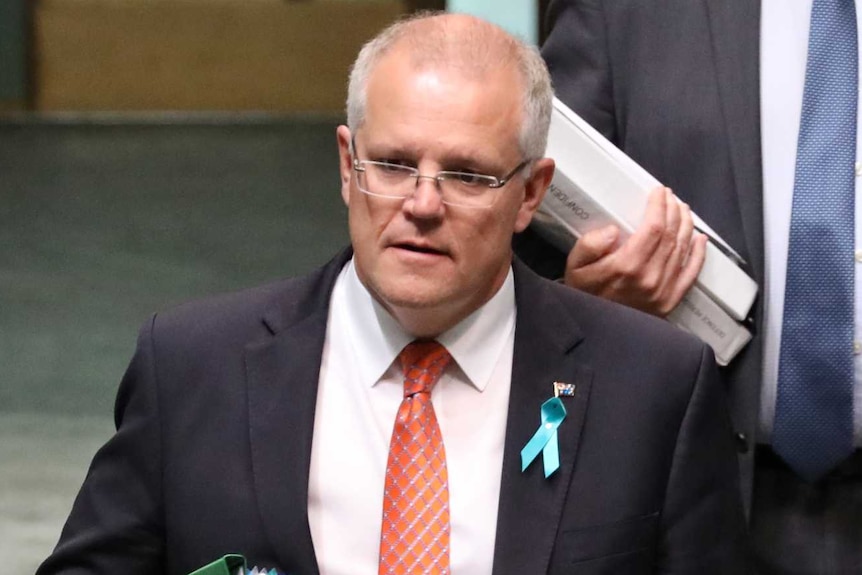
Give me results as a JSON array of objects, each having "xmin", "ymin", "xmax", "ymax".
[
  {"xmin": 513, "ymin": 0, "xmax": 619, "ymax": 278},
  {"xmin": 36, "ymin": 315, "xmax": 165, "ymax": 575},
  {"xmin": 658, "ymin": 344, "xmax": 750, "ymax": 573},
  {"xmin": 543, "ymin": 0, "xmax": 618, "ymax": 142}
]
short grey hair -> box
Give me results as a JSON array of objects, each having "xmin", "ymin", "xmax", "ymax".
[{"xmin": 345, "ymin": 12, "xmax": 553, "ymax": 160}]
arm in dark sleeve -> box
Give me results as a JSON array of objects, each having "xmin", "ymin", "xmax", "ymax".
[
  {"xmin": 659, "ymin": 344, "xmax": 750, "ymax": 573},
  {"xmin": 543, "ymin": 0, "xmax": 618, "ymax": 142},
  {"xmin": 36, "ymin": 316, "xmax": 165, "ymax": 575},
  {"xmin": 516, "ymin": 0, "xmax": 619, "ymax": 279}
]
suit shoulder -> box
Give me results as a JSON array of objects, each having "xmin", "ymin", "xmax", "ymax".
[
  {"xmin": 143, "ymin": 249, "xmax": 349, "ymax": 348},
  {"xmin": 154, "ymin": 277, "xmax": 294, "ymax": 331},
  {"xmin": 537, "ymin": 274, "xmax": 710, "ymax": 364}
]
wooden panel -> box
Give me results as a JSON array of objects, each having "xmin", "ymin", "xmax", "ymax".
[
  {"xmin": 33, "ymin": 0, "xmax": 406, "ymax": 112},
  {"xmin": 0, "ymin": 99, "xmax": 26, "ymax": 111}
]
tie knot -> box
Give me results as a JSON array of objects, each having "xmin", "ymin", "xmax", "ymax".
[{"xmin": 398, "ymin": 340, "xmax": 452, "ymax": 397}]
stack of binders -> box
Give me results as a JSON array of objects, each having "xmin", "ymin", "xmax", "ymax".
[{"xmin": 534, "ymin": 97, "xmax": 757, "ymax": 365}]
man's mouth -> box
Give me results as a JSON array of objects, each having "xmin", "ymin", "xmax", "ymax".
[{"xmin": 392, "ymin": 242, "xmax": 447, "ymax": 256}]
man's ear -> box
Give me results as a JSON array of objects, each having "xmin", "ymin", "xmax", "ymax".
[
  {"xmin": 336, "ymin": 125, "xmax": 353, "ymax": 206},
  {"xmin": 514, "ymin": 158, "xmax": 555, "ymax": 233}
]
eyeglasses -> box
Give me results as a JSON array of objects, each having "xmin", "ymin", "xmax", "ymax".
[{"xmin": 351, "ymin": 156, "xmax": 531, "ymax": 208}]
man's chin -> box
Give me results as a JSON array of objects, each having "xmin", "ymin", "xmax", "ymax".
[{"xmin": 375, "ymin": 286, "xmax": 449, "ymax": 311}]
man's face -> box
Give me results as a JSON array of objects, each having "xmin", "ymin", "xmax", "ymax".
[{"xmin": 337, "ymin": 47, "xmax": 553, "ymax": 336}]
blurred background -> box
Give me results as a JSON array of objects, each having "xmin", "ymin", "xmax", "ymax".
[{"xmin": 0, "ymin": 0, "xmax": 546, "ymax": 572}]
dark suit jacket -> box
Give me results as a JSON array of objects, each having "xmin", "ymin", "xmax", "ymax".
[
  {"xmin": 530, "ymin": 0, "xmax": 764, "ymax": 511},
  {"xmin": 38, "ymin": 249, "xmax": 748, "ymax": 574}
]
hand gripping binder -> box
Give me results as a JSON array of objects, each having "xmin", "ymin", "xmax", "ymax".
[{"xmin": 535, "ymin": 97, "xmax": 757, "ymax": 365}]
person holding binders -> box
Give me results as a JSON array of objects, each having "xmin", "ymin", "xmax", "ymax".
[
  {"xmin": 38, "ymin": 12, "xmax": 748, "ymax": 575},
  {"xmin": 531, "ymin": 0, "xmax": 862, "ymax": 572}
]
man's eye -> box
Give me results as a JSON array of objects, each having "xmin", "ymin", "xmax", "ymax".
[
  {"xmin": 452, "ymin": 172, "xmax": 485, "ymax": 186},
  {"xmin": 371, "ymin": 161, "xmax": 413, "ymax": 175},
  {"xmin": 375, "ymin": 158, "xmax": 412, "ymax": 167}
]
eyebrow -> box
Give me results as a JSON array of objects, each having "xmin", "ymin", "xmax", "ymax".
[{"xmin": 361, "ymin": 141, "xmax": 503, "ymax": 173}]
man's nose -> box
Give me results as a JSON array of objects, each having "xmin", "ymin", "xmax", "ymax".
[{"xmin": 405, "ymin": 176, "xmax": 445, "ymax": 217}]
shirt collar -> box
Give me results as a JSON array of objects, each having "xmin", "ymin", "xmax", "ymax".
[{"xmin": 335, "ymin": 258, "xmax": 516, "ymax": 392}]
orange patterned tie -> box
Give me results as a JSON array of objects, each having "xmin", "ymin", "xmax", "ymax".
[{"xmin": 379, "ymin": 341, "xmax": 453, "ymax": 575}]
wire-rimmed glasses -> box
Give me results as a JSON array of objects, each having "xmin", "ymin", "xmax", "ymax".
[{"xmin": 351, "ymin": 157, "xmax": 531, "ymax": 208}]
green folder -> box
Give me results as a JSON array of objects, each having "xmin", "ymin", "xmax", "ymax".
[{"xmin": 188, "ymin": 554, "xmax": 247, "ymax": 575}]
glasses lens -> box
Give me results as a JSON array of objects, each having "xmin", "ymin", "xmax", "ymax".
[
  {"xmin": 358, "ymin": 162, "xmax": 415, "ymax": 198},
  {"xmin": 353, "ymin": 161, "xmax": 502, "ymax": 208},
  {"xmin": 438, "ymin": 172, "xmax": 498, "ymax": 207}
]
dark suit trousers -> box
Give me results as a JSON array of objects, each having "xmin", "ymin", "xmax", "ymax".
[{"xmin": 751, "ymin": 447, "xmax": 862, "ymax": 574}]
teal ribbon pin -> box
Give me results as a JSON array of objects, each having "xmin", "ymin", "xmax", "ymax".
[{"xmin": 520, "ymin": 397, "xmax": 567, "ymax": 478}]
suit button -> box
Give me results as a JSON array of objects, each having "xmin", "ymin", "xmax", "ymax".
[{"xmin": 735, "ymin": 432, "xmax": 749, "ymax": 454}]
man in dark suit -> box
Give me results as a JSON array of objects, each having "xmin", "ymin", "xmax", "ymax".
[
  {"xmin": 38, "ymin": 12, "xmax": 747, "ymax": 575},
  {"xmin": 534, "ymin": 0, "xmax": 862, "ymax": 572}
]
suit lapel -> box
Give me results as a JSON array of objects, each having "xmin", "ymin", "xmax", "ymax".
[
  {"xmin": 492, "ymin": 261, "xmax": 592, "ymax": 575},
  {"xmin": 244, "ymin": 253, "xmax": 592, "ymax": 574},
  {"xmin": 245, "ymin": 249, "xmax": 352, "ymax": 575},
  {"xmin": 704, "ymin": 0, "xmax": 764, "ymax": 284}
]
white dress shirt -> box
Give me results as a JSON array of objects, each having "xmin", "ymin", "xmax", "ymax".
[
  {"xmin": 760, "ymin": 0, "xmax": 862, "ymax": 443},
  {"xmin": 307, "ymin": 259, "xmax": 515, "ymax": 575}
]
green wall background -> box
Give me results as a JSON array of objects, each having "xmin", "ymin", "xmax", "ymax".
[
  {"xmin": 0, "ymin": 120, "xmax": 349, "ymax": 417},
  {"xmin": 0, "ymin": 0, "xmax": 26, "ymax": 103}
]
